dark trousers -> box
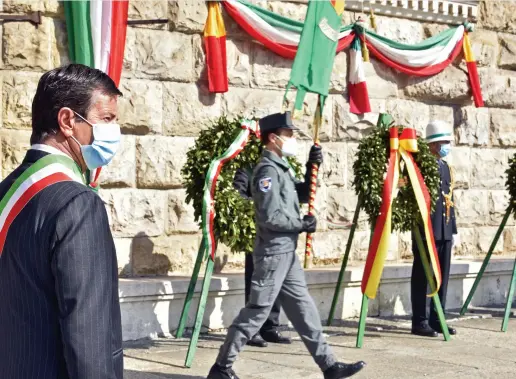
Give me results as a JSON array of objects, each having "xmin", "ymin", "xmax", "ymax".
[
  {"xmin": 245, "ymin": 253, "xmax": 281, "ymax": 333},
  {"xmin": 411, "ymin": 239, "xmax": 452, "ymax": 327},
  {"xmin": 217, "ymin": 252, "xmax": 335, "ymax": 369}
]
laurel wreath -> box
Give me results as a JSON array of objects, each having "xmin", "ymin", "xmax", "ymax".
[
  {"xmin": 352, "ymin": 125, "xmax": 440, "ymax": 232},
  {"xmin": 181, "ymin": 116, "xmax": 302, "ymax": 254}
]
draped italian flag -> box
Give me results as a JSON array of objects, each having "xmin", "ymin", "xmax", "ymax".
[
  {"xmin": 349, "ymin": 37, "xmax": 371, "ymax": 114},
  {"xmin": 364, "ymin": 24, "xmax": 465, "ymax": 76},
  {"xmin": 64, "ymin": 0, "xmax": 129, "ymax": 187},
  {"xmin": 219, "ymin": 1, "xmax": 484, "ymax": 111},
  {"xmin": 223, "ymin": 0, "xmax": 354, "ymax": 60}
]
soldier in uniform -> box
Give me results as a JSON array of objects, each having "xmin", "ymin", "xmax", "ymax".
[
  {"xmin": 234, "ymin": 167, "xmax": 292, "ymax": 348},
  {"xmin": 410, "ymin": 120, "xmax": 459, "ymax": 338},
  {"xmin": 208, "ymin": 112, "xmax": 366, "ymax": 379}
]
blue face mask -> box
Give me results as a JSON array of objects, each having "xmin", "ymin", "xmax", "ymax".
[
  {"xmin": 439, "ymin": 143, "xmax": 451, "ymax": 158},
  {"xmin": 72, "ymin": 112, "xmax": 121, "ymax": 170}
]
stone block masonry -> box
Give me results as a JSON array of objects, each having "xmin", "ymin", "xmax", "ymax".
[{"xmin": 1, "ymin": 1, "xmax": 516, "ymax": 277}]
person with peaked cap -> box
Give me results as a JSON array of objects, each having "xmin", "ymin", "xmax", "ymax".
[
  {"xmin": 233, "ymin": 117, "xmax": 322, "ymax": 349},
  {"xmin": 208, "ymin": 112, "xmax": 366, "ymax": 379},
  {"xmin": 234, "ymin": 164, "xmax": 292, "ymax": 348},
  {"xmin": 233, "ymin": 124, "xmax": 327, "ymax": 349},
  {"xmin": 410, "ymin": 120, "xmax": 458, "ymax": 338},
  {"xmin": 232, "ymin": 112, "xmax": 327, "ymax": 348}
]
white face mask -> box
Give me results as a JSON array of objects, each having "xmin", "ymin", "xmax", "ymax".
[{"xmin": 275, "ymin": 135, "xmax": 298, "ymax": 157}]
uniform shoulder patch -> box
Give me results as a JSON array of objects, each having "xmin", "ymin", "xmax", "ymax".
[{"xmin": 258, "ymin": 177, "xmax": 272, "ymax": 192}]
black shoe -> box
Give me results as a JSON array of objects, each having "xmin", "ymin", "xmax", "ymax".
[
  {"xmin": 207, "ymin": 364, "xmax": 240, "ymax": 379},
  {"xmin": 430, "ymin": 323, "xmax": 457, "ymax": 335},
  {"xmin": 246, "ymin": 334, "xmax": 268, "ymax": 348},
  {"xmin": 411, "ymin": 324, "xmax": 438, "ymax": 338},
  {"xmin": 260, "ymin": 329, "xmax": 292, "ymax": 344},
  {"xmin": 324, "ymin": 361, "xmax": 366, "ymax": 379}
]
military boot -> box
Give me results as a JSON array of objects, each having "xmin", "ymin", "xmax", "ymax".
[
  {"xmin": 260, "ymin": 329, "xmax": 291, "ymax": 344},
  {"xmin": 207, "ymin": 364, "xmax": 240, "ymax": 379},
  {"xmin": 323, "ymin": 361, "xmax": 366, "ymax": 379},
  {"xmin": 246, "ymin": 334, "xmax": 268, "ymax": 348}
]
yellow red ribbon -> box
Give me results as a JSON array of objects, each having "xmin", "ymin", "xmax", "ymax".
[{"xmin": 361, "ymin": 127, "xmax": 442, "ymax": 299}]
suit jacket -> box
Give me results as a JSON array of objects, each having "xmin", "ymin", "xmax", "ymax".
[
  {"xmin": 415, "ymin": 159, "xmax": 457, "ymax": 242},
  {"xmin": 431, "ymin": 159, "xmax": 457, "ymax": 241},
  {"xmin": 0, "ymin": 149, "xmax": 123, "ymax": 379}
]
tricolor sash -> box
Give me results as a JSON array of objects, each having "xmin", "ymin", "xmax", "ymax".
[
  {"xmin": 0, "ymin": 154, "xmax": 85, "ymax": 256},
  {"xmin": 202, "ymin": 119, "xmax": 260, "ymax": 260}
]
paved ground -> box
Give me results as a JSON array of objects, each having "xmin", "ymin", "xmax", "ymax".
[{"xmin": 124, "ymin": 308, "xmax": 516, "ymax": 379}]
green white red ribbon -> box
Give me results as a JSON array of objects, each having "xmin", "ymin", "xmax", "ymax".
[
  {"xmin": 202, "ymin": 119, "xmax": 260, "ymax": 260},
  {"xmin": 222, "ymin": 0, "xmax": 353, "ymax": 60},
  {"xmin": 0, "ymin": 155, "xmax": 84, "ymax": 255},
  {"xmin": 363, "ymin": 25, "xmax": 465, "ymax": 76},
  {"xmin": 223, "ymin": 0, "xmax": 462, "ymax": 69},
  {"xmin": 214, "ymin": 0, "xmax": 483, "ymax": 111}
]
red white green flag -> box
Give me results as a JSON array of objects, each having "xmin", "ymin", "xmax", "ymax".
[
  {"xmin": 349, "ymin": 37, "xmax": 371, "ymax": 114},
  {"xmin": 64, "ymin": 0, "xmax": 128, "ymax": 85},
  {"xmin": 223, "ymin": 0, "xmax": 354, "ymax": 60},
  {"xmin": 63, "ymin": 0, "xmax": 129, "ymax": 188}
]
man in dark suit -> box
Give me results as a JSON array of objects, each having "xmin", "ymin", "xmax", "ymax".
[
  {"xmin": 0, "ymin": 64, "xmax": 123, "ymax": 379},
  {"xmin": 411, "ymin": 120, "xmax": 458, "ymax": 338}
]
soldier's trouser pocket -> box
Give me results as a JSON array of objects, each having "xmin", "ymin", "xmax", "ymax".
[{"xmin": 249, "ymin": 255, "xmax": 281, "ymax": 307}]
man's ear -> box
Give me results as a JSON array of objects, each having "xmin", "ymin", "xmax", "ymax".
[
  {"xmin": 57, "ymin": 107, "xmax": 75, "ymax": 138},
  {"xmin": 268, "ymin": 132, "xmax": 278, "ymax": 144}
]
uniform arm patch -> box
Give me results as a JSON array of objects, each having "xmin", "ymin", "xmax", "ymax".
[{"xmin": 259, "ymin": 177, "xmax": 272, "ymax": 192}]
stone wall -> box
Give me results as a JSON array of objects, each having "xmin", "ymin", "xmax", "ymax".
[{"xmin": 1, "ymin": 0, "xmax": 516, "ymax": 277}]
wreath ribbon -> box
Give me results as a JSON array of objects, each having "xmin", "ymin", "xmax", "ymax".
[
  {"xmin": 361, "ymin": 127, "xmax": 442, "ymax": 299},
  {"xmin": 202, "ymin": 119, "xmax": 260, "ymax": 260}
]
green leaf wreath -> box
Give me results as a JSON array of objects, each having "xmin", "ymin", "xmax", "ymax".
[
  {"xmin": 182, "ymin": 116, "xmax": 302, "ymax": 254},
  {"xmin": 352, "ymin": 124, "xmax": 440, "ymax": 232},
  {"xmin": 505, "ymin": 153, "xmax": 516, "ymax": 218}
]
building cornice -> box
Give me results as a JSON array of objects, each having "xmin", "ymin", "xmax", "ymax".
[{"xmin": 288, "ymin": 0, "xmax": 479, "ymax": 25}]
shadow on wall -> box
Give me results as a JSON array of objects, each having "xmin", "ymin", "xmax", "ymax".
[
  {"xmin": 120, "ymin": 231, "xmax": 239, "ymax": 340},
  {"xmin": 128, "ymin": 232, "xmax": 172, "ymax": 276},
  {"xmin": 193, "ymin": 36, "xmax": 218, "ymax": 108},
  {"xmin": 125, "ymin": 233, "xmax": 233, "ymax": 277},
  {"xmin": 213, "ymin": 252, "xmax": 230, "ymax": 274},
  {"xmin": 119, "ymin": 233, "xmax": 173, "ymax": 340},
  {"xmin": 165, "ymin": 267, "xmax": 246, "ymax": 337}
]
